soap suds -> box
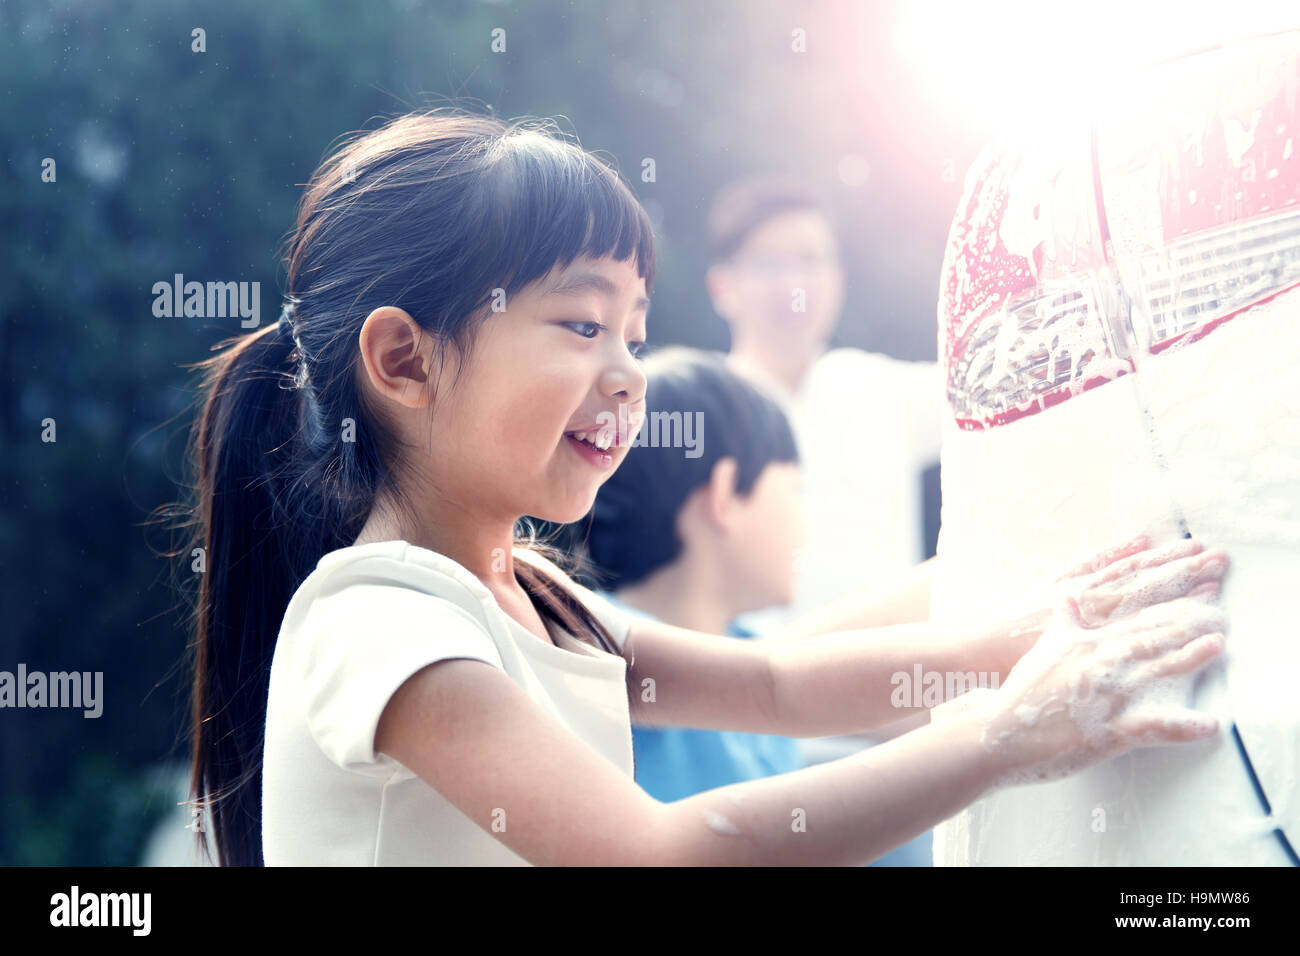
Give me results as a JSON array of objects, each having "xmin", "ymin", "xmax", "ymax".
[
  {"xmin": 978, "ymin": 585, "xmax": 1227, "ymax": 790},
  {"xmin": 700, "ymin": 809, "xmax": 742, "ymax": 837}
]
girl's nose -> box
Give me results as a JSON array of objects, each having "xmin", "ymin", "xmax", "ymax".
[{"xmin": 605, "ymin": 353, "xmax": 647, "ymax": 404}]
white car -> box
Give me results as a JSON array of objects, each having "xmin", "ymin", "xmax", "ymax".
[{"xmin": 931, "ymin": 29, "xmax": 1300, "ymax": 865}]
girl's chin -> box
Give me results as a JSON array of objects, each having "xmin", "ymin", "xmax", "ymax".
[{"xmin": 529, "ymin": 495, "xmax": 598, "ymax": 526}]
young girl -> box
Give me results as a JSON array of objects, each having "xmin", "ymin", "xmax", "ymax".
[{"xmin": 183, "ymin": 108, "xmax": 1231, "ymax": 866}]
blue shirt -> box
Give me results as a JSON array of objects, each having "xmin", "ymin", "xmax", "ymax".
[{"xmin": 597, "ymin": 592, "xmax": 803, "ymax": 804}]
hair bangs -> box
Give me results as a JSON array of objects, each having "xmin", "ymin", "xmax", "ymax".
[{"xmin": 484, "ymin": 125, "xmax": 657, "ymax": 302}]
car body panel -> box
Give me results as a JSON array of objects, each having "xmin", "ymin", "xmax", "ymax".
[{"xmin": 932, "ymin": 30, "xmax": 1300, "ymax": 865}]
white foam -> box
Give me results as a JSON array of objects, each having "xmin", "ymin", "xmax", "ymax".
[
  {"xmin": 700, "ymin": 809, "xmax": 742, "ymax": 837},
  {"xmin": 976, "ymin": 587, "xmax": 1224, "ymax": 790}
]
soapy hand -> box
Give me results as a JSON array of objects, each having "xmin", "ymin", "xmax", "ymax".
[
  {"xmin": 971, "ymin": 534, "xmax": 1230, "ymax": 789},
  {"xmin": 1051, "ymin": 533, "xmax": 1226, "ymax": 624},
  {"xmin": 980, "ymin": 533, "xmax": 1226, "ymax": 662}
]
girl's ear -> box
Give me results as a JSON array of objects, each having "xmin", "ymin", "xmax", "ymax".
[{"xmin": 358, "ymin": 306, "xmax": 439, "ymax": 409}]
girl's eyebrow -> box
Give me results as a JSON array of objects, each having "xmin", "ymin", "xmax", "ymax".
[{"xmin": 545, "ymin": 271, "xmax": 651, "ymax": 312}]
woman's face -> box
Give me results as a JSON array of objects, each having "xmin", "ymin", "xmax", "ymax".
[
  {"xmin": 710, "ymin": 210, "xmax": 845, "ymax": 353},
  {"xmin": 427, "ymin": 254, "xmax": 650, "ymax": 525}
]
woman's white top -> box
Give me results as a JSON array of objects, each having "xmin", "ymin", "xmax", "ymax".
[
  {"xmin": 261, "ymin": 540, "xmax": 634, "ymax": 866},
  {"xmin": 733, "ymin": 347, "xmax": 946, "ymax": 634}
]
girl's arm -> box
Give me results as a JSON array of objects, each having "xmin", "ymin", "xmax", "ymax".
[
  {"xmin": 375, "ymin": 650, "xmax": 1002, "ymax": 865},
  {"xmin": 375, "ymin": 554, "xmax": 1227, "ymax": 866},
  {"xmin": 620, "ymin": 611, "xmax": 1032, "ymax": 736},
  {"xmin": 762, "ymin": 557, "xmax": 937, "ymax": 644},
  {"xmin": 623, "ymin": 535, "xmax": 1226, "ymax": 738}
]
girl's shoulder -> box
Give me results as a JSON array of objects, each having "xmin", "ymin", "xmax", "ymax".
[
  {"xmin": 314, "ymin": 539, "xmax": 481, "ymax": 586},
  {"xmin": 295, "ymin": 540, "xmax": 602, "ymax": 629},
  {"xmin": 314, "ymin": 538, "xmax": 558, "ymax": 579},
  {"xmin": 303, "ymin": 540, "xmax": 491, "ymax": 607},
  {"xmin": 283, "ymin": 540, "xmax": 504, "ymax": 648},
  {"xmin": 269, "ymin": 541, "xmax": 509, "ymax": 778},
  {"xmin": 286, "ymin": 539, "xmax": 632, "ymax": 654},
  {"xmin": 309, "ymin": 540, "xmax": 578, "ymax": 603}
]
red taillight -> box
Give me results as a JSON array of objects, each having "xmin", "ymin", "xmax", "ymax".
[
  {"xmin": 1129, "ymin": 207, "xmax": 1300, "ymax": 356},
  {"xmin": 947, "ymin": 273, "xmax": 1134, "ymax": 430},
  {"xmin": 943, "ymin": 32, "xmax": 1300, "ymax": 430}
]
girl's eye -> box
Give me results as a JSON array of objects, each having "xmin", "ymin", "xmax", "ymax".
[
  {"xmin": 563, "ymin": 320, "xmax": 603, "ymax": 339},
  {"xmin": 562, "ymin": 321, "xmax": 647, "ymax": 359}
]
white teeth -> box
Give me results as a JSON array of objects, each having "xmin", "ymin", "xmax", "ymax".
[{"xmin": 568, "ymin": 429, "xmax": 614, "ymax": 452}]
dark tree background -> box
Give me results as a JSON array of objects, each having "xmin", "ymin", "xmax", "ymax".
[{"xmin": 0, "ymin": 0, "xmax": 983, "ymax": 864}]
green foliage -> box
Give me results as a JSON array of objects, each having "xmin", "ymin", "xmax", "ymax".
[{"xmin": 3, "ymin": 752, "xmax": 171, "ymax": 866}]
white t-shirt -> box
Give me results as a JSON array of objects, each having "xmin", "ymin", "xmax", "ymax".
[
  {"xmin": 261, "ymin": 540, "xmax": 635, "ymax": 866},
  {"xmin": 733, "ymin": 347, "xmax": 946, "ymax": 635}
]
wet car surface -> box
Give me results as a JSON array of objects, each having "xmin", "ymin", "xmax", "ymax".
[{"xmin": 931, "ymin": 30, "xmax": 1300, "ymax": 865}]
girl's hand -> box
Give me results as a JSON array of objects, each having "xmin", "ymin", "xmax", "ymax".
[
  {"xmin": 970, "ymin": 538, "xmax": 1230, "ymax": 788},
  {"xmin": 982, "ymin": 533, "xmax": 1226, "ymax": 669},
  {"xmin": 1050, "ymin": 533, "xmax": 1226, "ymax": 625}
]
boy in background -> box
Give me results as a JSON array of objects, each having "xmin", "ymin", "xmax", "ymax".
[
  {"xmin": 704, "ymin": 175, "xmax": 946, "ymax": 865},
  {"xmin": 578, "ymin": 348, "xmax": 805, "ymax": 804}
]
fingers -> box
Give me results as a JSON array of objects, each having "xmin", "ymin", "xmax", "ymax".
[
  {"xmin": 1136, "ymin": 633, "xmax": 1225, "ymax": 679},
  {"xmin": 1113, "ymin": 709, "xmax": 1220, "ymax": 745},
  {"xmin": 1129, "ymin": 591, "xmax": 1227, "ymax": 631},
  {"xmin": 1073, "ymin": 548, "xmax": 1227, "ymax": 626},
  {"xmin": 1055, "ymin": 533, "xmax": 1150, "ymax": 582},
  {"xmin": 1120, "ymin": 599, "xmax": 1225, "ymax": 655},
  {"xmin": 1106, "ymin": 549, "xmax": 1227, "ymax": 618},
  {"xmin": 1076, "ymin": 573, "xmax": 1213, "ymax": 628},
  {"xmin": 1088, "ymin": 598, "xmax": 1224, "ymax": 667},
  {"xmin": 1092, "ymin": 537, "xmax": 1205, "ymax": 586},
  {"xmin": 1090, "ymin": 624, "xmax": 1225, "ymax": 750}
]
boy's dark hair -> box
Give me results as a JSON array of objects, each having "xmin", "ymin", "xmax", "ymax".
[
  {"xmin": 579, "ymin": 347, "xmax": 799, "ymax": 591},
  {"xmin": 706, "ymin": 174, "xmax": 834, "ymax": 265},
  {"xmin": 162, "ymin": 106, "xmax": 656, "ymax": 867}
]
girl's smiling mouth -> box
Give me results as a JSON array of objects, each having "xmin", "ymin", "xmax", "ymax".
[{"xmin": 563, "ymin": 431, "xmax": 615, "ymax": 468}]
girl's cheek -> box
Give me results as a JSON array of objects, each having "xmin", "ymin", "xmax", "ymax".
[{"xmin": 501, "ymin": 408, "xmax": 551, "ymax": 457}]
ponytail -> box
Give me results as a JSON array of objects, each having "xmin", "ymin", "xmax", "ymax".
[{"xmin": 185, "ymin": 318, "xmax": 347, "ymax": 866}]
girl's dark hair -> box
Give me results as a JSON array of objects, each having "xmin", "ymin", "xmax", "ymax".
[
  {"xmin": 579, "ymin": 347, "xmax": 799, "ymax": 591},
  {"xmin": 176, "ymin": 107, "xmax": 656, "ymax": 867}
]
